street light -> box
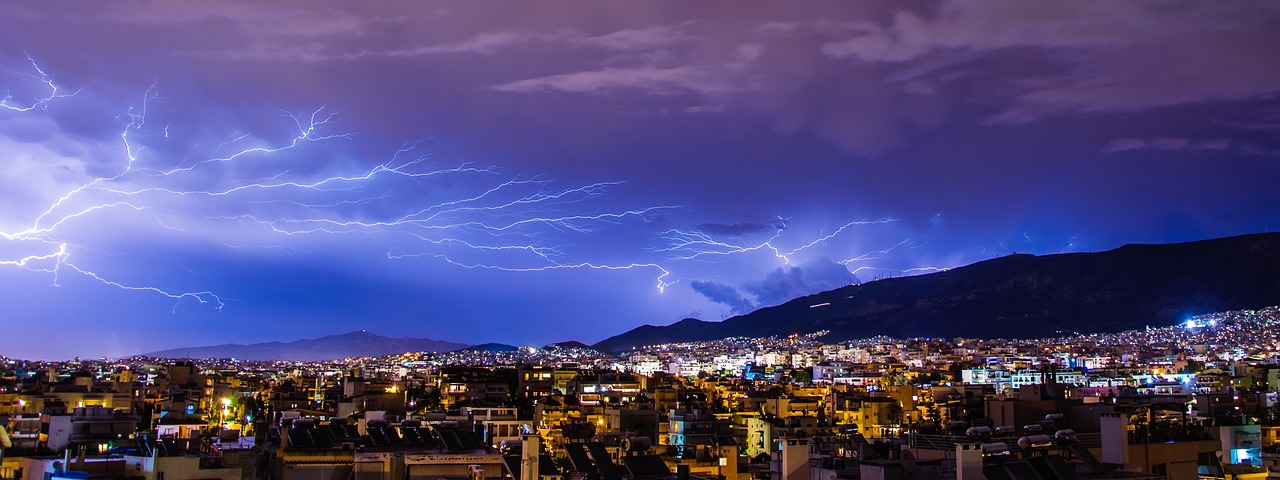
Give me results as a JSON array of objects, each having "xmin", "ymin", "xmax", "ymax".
[{"xmin": 221, "ymin": 398, "xmax": 231, "ymax": 428}]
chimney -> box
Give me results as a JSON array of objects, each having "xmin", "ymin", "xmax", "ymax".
[
  {"xmin": 780, "ymin": 438, "xmax": 810, "ymax": 480},
  {"xmin": 521, "ymin": 434, "xmax": 541, "ymax": 480},
  {"xmin": 1099, "ymin": 412, "xmax": 1130, "ymax": 466},
  {"xmin": 718, "ymin": 445, "xmax": 739, "ymax": 479},
  {"xmin": 955, "ymin": 442, "xmax": 984, "ymax": 480}
]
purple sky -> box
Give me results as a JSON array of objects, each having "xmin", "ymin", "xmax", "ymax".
[{"xmin": 2, "ymin": 1, "xmax": 1279, "ymax": 359}]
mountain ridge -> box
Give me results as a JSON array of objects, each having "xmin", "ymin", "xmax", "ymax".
[
  {"xmin": 594, "ymin": 232, "xmax": 1280, "ymax": 352},
  {"xmin": 142, "ymin": 331, "xmax": 468, "ymax": 361}
]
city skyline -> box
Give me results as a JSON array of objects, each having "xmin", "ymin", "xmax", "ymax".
[{"xmin": 2, "ymin": 1, "xmax": 1279, "ymax": 359}]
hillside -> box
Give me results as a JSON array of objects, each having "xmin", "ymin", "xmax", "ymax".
[
  {"xmin": 454, "ymin": 343, "xmax": 520, "ymax": 353},
  {"xmin": 595, "ymin": 233, "xmax": 1280, "ymax": 352}
]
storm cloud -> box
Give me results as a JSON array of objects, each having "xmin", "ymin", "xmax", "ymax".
[{"xmin": 1, "ymin": 1, "xmax": 1278, "ymax": 358}]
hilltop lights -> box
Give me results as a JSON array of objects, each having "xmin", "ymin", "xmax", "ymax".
[{"xmin": 1183, "ymin": 317, "xmax": 1219, "ymax": 331}]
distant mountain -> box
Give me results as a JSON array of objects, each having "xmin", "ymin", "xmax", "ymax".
[
  {"xmin": 595, "ymin": 233, "xmax": 1280, "ymax": 352},
  {"xmin": 143, "ymin": 331, "xmax": 468, "ymax": 361},
  {"xmin": 548, "ymin": 341, "xmax": 593, "ymax": 350},
  {"xmin": 455, "ymin": 343, "xmax": 519, "ymax": 353}
]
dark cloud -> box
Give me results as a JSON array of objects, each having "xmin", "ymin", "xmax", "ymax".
[
  {"xmin": 690, "ymin": 280, "xmax": 754, "ymax": 314},
  {"xmin": 1107, "ymin": 136, "xmax": 1254, "ymax": 155},
  {"xmin": 692, "ymin": 257, "xmax": 858, "ymax": 314},
  {"xmin": 744, "ymin": 257, "xmax": 858, "ymax": 307}
]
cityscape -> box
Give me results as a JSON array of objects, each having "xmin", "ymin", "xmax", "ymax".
[
  {"xmin": 4, "ymin": 2, "xmax": 1280, "ymax": 480},
  {"xmin": 4, "ymin": 307, "xmax": 1280, "ymax": 479}
]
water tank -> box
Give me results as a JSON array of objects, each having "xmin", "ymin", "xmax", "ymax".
[
  {"xmin": 965, "ymin": 426, "xmax": 993, "ymax": 438},
  {"xmin": 982, "ymin": 442, "xmax": 1010, "ymax": 457},
  {"xmin": 1017, "ymin": 434, "xmax": 1053, "ymax": 450},
  {"xmin": 623, "ymin": 436, "xmax": 653, "ymax": 453}
]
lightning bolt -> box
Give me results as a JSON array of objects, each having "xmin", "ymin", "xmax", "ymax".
[
  {"xmin": 3, "ymin": 58, "xmax": 946, "ymax": 316},
  {"xmin": 1, "ymin": 54, "xmax": 80, "ymax": 112},
  {"xmin": 2, "ymin": 60, "xmax": 684, "ymax": 309},
  {"xmin": 837, "ymin": 238, "xmax": 952, "ymax": 279},
  {"xmin": 845, "ymin": 265, "xmax": 951, "ymax": 279},
  {"xmin": 655, "ymin": 217, "xmax": 899, "ymax": 264},
  {"xmin": 1060, "ymin": 235, "xmax": 1080, "ymax": 253}
]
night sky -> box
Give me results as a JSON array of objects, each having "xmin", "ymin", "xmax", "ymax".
[{"xmin": 2, "ymin": 2, "xmax": 1279, "ymax": 359}]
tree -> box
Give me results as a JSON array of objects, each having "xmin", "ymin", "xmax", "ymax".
[
  {"xmin": 1179, "ymin": 359, "xmax": 1205, "ymax": 374},
  {"xmin": 502, "ymin": 395, "xmax": 536, "ymax": 419},
  {"xmin": 789, "ymin": 367, "xmax": 813, "ymax": 385},
  {"xmin": 407, "ymin": 386, "xmax": 442, "ymax": 411},
  {"xmin": 879, "ymin": 372, "xmax": 908, "ymax": 389},
  {"xmin": 947, "ymin": 363, "xmax": 969, "ymax": 384}
]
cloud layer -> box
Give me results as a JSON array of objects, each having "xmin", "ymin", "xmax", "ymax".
[{"xmin": 0, "ymin": 1, "xmax": 1278, "ymax": 358}]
